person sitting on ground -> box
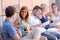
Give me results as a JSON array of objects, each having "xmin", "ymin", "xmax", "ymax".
[{"xmin": 2, "ymin": 6, "xmax": 23, "ymax": 40}]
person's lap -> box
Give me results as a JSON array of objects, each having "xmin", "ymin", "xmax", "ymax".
[
  {"xmin": 41, "ymin": 31, "xmax": 58, "ymax": 40},
  {"xmin": 48, "ymin": 31, "xmax": 60, "ymax": 39}
]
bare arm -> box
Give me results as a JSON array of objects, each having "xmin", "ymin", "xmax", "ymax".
[
  {"xmin": 13, "ymin": 34, "xmax": 20, "ymax": 40},
  {"xmin": 16, "ymin": 29, "xmax": 22, "ymax": 38},
  {"xmin": 14, "ymin": 18, "xmax": 21, "ymax": 28}
]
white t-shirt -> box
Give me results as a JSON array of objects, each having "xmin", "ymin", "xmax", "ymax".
[
  {"xmin": 51, "ymin": 12, "xmax": 60, "ymax": 21},
  {"xmin": 47, "ymin": 28, "xmax": 58, "ymax": 32},
  {"xmin": 29, "ymin": 15, "xmax": 40, "ymax": 26},
  {"xmin": 50, "ymin": 12, "xmax": 60, "ymax": 26},
  {"xmin": 40, "ymin": 20, "xmax": 50, "ymax": 27}
]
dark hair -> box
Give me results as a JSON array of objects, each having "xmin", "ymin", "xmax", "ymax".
[
  {"xmin": 5, "ymin": 6, "xmax": 16, "ymax": 17},
  {"xmin": 19, "ymin": 6, "xmax": 29, "ymax": 22},
  {"xmin": 51, "ymin": 3, "xmax": 57, "ymax": 8},
  {"xmin": 33, "ymin": 5, "xmax": 42, "ymax": 11}
]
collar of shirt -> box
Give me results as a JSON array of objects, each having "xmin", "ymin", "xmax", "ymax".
[
  {"xmin": 42, "ymin": 14, "xmax": 46, "ymax": 18},
  {"xmin": 6, "ymin": 18, "xmax": 13, "ymax": 25},
  {"xmin": 34, "ymin": 16, "xmax": 38, "ymax": 19}
]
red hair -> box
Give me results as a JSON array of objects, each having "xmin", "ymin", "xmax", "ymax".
[{"xmin": 19, "ymin": 6, "xmax": 29, "ymax": 22}]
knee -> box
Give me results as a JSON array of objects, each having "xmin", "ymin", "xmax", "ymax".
[
  {"xmin": 40, "ymin": 36, "xmax": 48, "ymax": 40},
  {"xmin": 53, "ymin": 37, "xmax": 58, "ymax": 40}
]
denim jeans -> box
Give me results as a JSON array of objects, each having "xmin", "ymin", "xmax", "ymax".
[
  {"xmin": 41, "ymin": 31, "xmax": 58, "ymax": 40},
  {"xmin": 48, "ymin": 31, "xmax": 60, "ymax": 39}
]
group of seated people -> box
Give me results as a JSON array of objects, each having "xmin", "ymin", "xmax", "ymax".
[{"xmin": 1, "ymin": 3, "xmax": 60, "ymax": 40}]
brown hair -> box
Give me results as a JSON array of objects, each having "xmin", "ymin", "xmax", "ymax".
[
  {"xmin": 19, "ymin": 6, "xmax": 29, "ymax": 22},
  {"xmin": 51, "ymin": 3, "xmax": 57, "ymax": 8},
  {"xmin": 5, "ymin": 6, "xmax": 16, "ymax": 17}
]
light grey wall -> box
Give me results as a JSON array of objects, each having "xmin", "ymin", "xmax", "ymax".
[{"xmin": 56, "ymin": 0, "xmax": 60, "ymax": 11}]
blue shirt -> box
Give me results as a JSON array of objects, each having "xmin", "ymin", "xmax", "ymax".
[
  {"xmin": 21, "ymin": 20, "xmax": 30, "ymax": 30},
  {"xmin": 40, "ymin": 16, "xmax": 50, "ymax": 29},
  {"xmin": 40, "ymin": 16, "xmax": 48, "ymax": 23},
  {"xmin": 2, "ymin": 19, "xmax": 16, "ymax": 40},
  {"xmin": 19, "ymin": 20, "xmax": 30, "ymax": 36}
]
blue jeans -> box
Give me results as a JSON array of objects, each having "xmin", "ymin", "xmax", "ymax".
[
  {"xmin": 48, "ymin": 31, "xmax": 60, "ymax": 39},
  {"xmin": 41, "ymin": 31, "xmax": 58, "ymax": 40}
]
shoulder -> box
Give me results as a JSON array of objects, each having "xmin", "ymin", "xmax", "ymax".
[
  {"xmin": 3, "ymin": 20, "xmax": 13, "ymax": 29},
  {"xmin": 58, "ymin": 11, "xmax": 60, "ymax": 15},
  {"xmin": 3, "ymin": 20, "xmax": 11, "ymax": 26},
  {"xmin": 29, "ymin": 15, "xmax": 35, "ymax": 19}
]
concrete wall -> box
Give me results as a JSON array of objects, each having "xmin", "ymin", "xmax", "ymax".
[
  {"xmin": 0, "ymin": 0, "xmax": 2, "ymax": 26},
  {"xmin": 20, "ymin": 0, "xmax": 49, "ymax": 10},
  {"xmin": 0, "ymin": 0, "xmax": 50, "ymax": 26}
]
